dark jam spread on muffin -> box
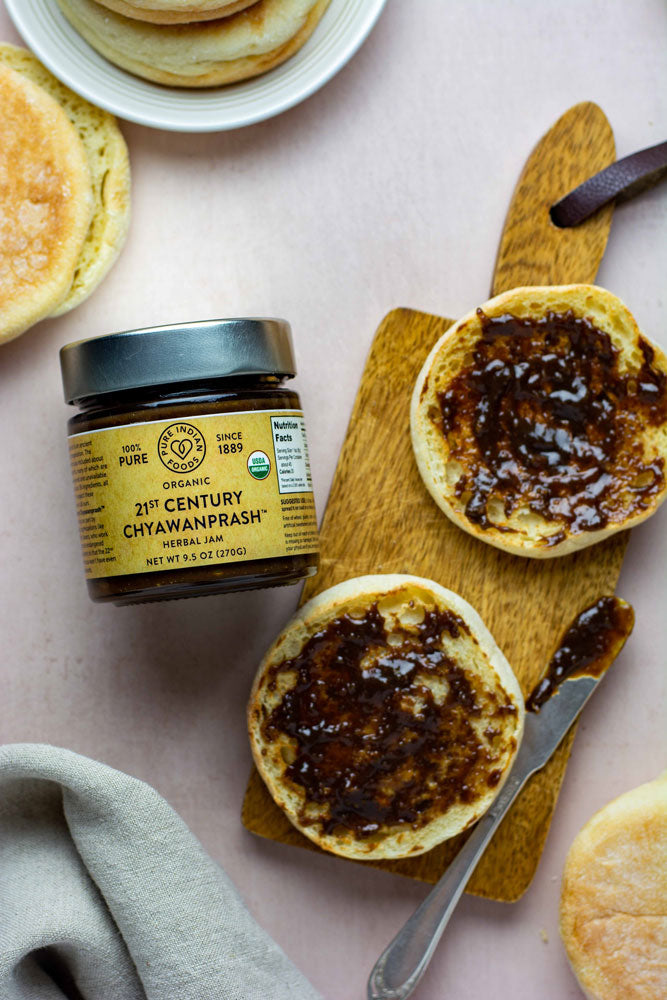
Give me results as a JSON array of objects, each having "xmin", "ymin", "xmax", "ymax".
[
  {"xmin": 432, "ymin": 311, "xmax": 666, "ymax": 543},
  {"xmin": 260, "ymin": 603, "xmax": 518, "ymax": 839}
]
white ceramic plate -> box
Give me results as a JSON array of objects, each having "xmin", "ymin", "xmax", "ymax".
[{"xmin": 4, "ymin": 0, "xmax": 386, "ymax": 132}]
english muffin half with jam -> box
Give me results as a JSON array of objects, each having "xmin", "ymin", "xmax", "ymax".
[
  {"xmin": 248, "ymin": 574, "xmax": 524, "ymax": 861},
  {"xmin": 411, "ymin": 285, "xmax": 667, "ymax": 558}
]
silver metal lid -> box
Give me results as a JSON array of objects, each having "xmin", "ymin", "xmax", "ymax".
[{"xmin": 60, "ymin": 318, "xmax": 296, "ymax": 404}]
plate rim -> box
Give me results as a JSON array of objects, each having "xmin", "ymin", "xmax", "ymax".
[{"xmin": 3, "ymin": 0, "xmax": 387, "ymax": 132}]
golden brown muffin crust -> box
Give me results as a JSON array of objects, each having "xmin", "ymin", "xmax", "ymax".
[
  {"xmin": 560, "ymin": 772, "xmax": 667, "ymax": 1000},
  {"xmin": 0, "ymin": 45, "xmax": 130, "ymax": 317},
  {"xmin": 0, "ymin": 66, "xmax": 92, "ymax": 344}
]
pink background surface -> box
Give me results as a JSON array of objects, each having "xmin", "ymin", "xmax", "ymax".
[{"xmin": 1, "ymin": 2, "xmax": 666, "ymax": 998}]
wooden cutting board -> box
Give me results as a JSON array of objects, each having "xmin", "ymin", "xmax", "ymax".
[{"xmin": 243, "ymin": 103, "xmax": 624, "ymax": 902}]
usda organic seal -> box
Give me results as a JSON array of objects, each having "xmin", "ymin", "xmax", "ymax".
[{"xmin": 247, "ymin": 450, "xmax": 271, "ymax": 480}]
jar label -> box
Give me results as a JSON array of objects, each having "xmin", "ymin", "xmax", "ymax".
[{"xmin": 68, "ymin": 409, "xmax": 318, "ymax": 580}]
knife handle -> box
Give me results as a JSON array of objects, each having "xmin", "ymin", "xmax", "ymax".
[{"xmin": 366, "ymin": 767, "xmax": 531, "ymax": 1000}]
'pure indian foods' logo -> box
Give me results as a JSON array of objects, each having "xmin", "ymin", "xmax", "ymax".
[{"xmin": 158, "ymin": 422, "xmax": 206, "ymax": 473}]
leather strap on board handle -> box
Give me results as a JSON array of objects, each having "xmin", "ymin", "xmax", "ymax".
[{"xmin": 551, "ymin": 139, "xmax": 667, "ymax": 227}]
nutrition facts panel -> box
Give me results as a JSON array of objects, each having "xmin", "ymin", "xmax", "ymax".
[{"xmin": 270, "ymin": 414, "xmax": 313, "ymax": 494}]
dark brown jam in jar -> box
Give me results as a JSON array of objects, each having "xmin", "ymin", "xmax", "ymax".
[
  {"xmin": 60, "ymin": 319, "xmax": 319, "ymax": 605},
  {"xmin": 434, "ymin": 310, "xmax": 666, "ymax": 541}
]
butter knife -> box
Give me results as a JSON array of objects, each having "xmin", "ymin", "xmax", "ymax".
[{"xmin": 368, "ymin": 596, "xmax": 634, "ymax": 1000}]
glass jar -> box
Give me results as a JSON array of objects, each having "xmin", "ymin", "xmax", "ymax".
[{"xmin": 60, "ymin": 319, "xmax": 319, "ymax": 605}]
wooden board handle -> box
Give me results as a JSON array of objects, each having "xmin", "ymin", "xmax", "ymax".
[
  {"xmin": 492, "ymin": 101, "xmax": 615, "ymax": 294},
  {"xmin": 242, "ymin": 104, "xmax": 626, "ymax": 902}
]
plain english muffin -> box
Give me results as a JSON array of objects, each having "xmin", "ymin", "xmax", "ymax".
[
  {"xmin": 0, "ymin": 45, "xmax": 130, "ymax": 317},
  {"xmin": 411, "ymin": 285, "xmax": 667, "ymax": 559},
  {"xmin": 91, "ymin": 0, "xmax": 257, "ymax": 25},
  {"xmin": 0, "ymin": 64, "xmax": 93, "ymax": 345},
  {"xmin": 57, "ymin": 0, "xmax": 331, "ymax": 87},
  {"xmin": 248, "ymin": 574, "xmax": 524, "ymax": 861},
  {"xmin": 560, "ymin": 772, "xmax": 667, "ymax": 1000}
]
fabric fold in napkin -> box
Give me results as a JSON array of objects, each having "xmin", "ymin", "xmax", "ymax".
[{"xmin": 0, "ymin": 743, "xmax": 322, "ymax": 1000}]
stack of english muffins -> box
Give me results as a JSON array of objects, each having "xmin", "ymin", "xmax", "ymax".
[
  {"xmin": 0, "ymin": 44, "xmax": 129, "ymax": 346},
  {"xmin": 57, "ymin": 0, "xmax": 332, "ymax": 87}
]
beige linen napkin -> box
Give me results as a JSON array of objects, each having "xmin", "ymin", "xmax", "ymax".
[{"xmin": 0, "ymin": 743, "xmax": 322, "ymax": 1000}]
